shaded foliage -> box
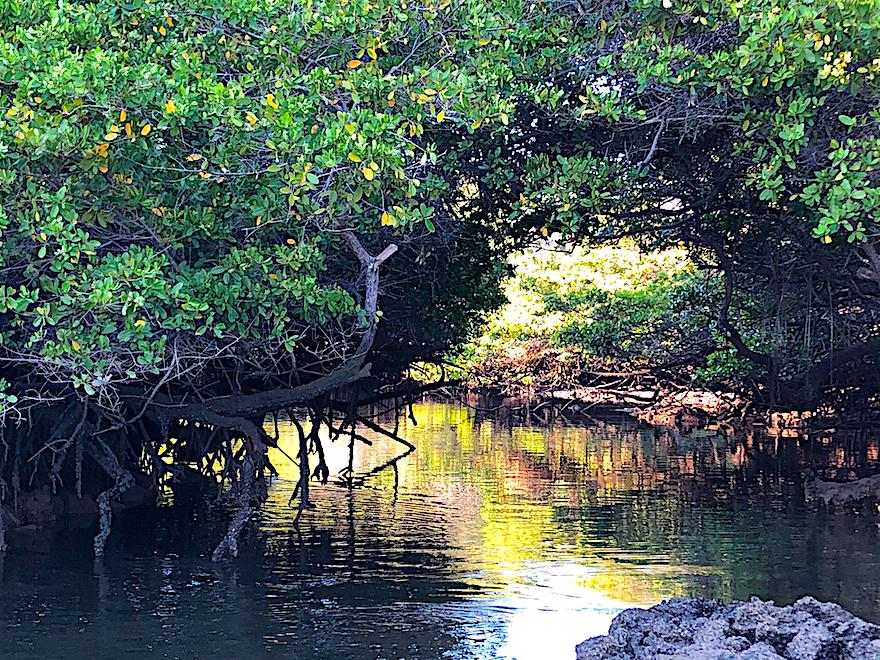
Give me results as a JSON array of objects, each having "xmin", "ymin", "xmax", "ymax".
[
  {"xmin": 0, "ymin": 0, "xmax": 540, "ymax": 556},
  {"xmin": 449, "ymin": 0, "xmax": 880, "ymax": 406}
]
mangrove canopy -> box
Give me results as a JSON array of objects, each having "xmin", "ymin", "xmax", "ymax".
[{"xmin": 0, "ymin": 0, "xmax": 879, "ymax": 555}]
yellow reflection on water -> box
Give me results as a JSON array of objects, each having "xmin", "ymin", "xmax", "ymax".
[
  {"xmin": 143, "ymin": 394, "xmax": 880, "ymax": 655},
  {"xmin": 265, "ymin": 402, "xmax": 727, "ymax": 610},
  {"xmin": 252, "ymin": 401, "xmax": 880, "ymax": 657}
]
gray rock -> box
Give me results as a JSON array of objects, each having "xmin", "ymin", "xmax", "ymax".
[
  {"xmin": 576, "ymin": 597, "xmax": 880, "ymax": 660},
  {"xmin": 738, "ymin": 641, "xmax": 786, "ymax": 659}
]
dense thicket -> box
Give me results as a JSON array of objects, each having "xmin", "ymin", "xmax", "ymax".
[
  {"xmin": 453, "ymin": 0, "xmax": 880, "ymax": 407},
  {"xmin": 454, "ymin": 244, "xmax": 722, "ymax": 395},
  {"xmin": 0, "ymin": 0, "xmax": 533, "ymax": 556}
]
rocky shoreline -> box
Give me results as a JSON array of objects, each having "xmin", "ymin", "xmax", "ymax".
[{"xmin": 577, "ymin": 597, "xmax": 880, "ymax": 659}]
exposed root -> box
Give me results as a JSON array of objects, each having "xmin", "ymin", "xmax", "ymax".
[
  {"xmin": 308, "ymin": 405, "xmax": 329, "ymax": 484},
  {"xmin": 289, "ymin": 417, "xmax": 312, "ymax": 511},
  {"xmin": 212, "ymin": 445, "xmax": 261, "ymax": 562},
  {"xmin": 0, "ymin": 370, "xmax": 444, "ymax": 558},
  {"xmin": 0, "ymin": 430, "xmax": 6, "ymax": 553},
  {"xmin": 337, "ymin": 413, "xmax": 415, "ymax": 488},
  {"xmin": 86, "ymin": 439, "xmax": 134, "ymax": 557},
  {"xmin": 0, "ymin": 505, "xmax": 7, "ymax": 553}
]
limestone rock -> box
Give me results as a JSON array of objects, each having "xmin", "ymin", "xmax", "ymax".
[{"xmin": 576, "ymin": 597, "xmax": 880, "ymax": 660}]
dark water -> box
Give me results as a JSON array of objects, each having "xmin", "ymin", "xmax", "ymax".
[{"xmin": 2, "ymin": 402, "xmax": 880, "ymax": 659}]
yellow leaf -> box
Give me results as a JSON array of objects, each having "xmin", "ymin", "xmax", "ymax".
[
  {"xmin": 761, "ymin": 77, "xmax": 768, "ymax": 87},
  {"xmin": 742, "ymin": 119, "xmax": 750, "ymax": 131},
  {"xmin": 134, "ymin": 319, "xmax": 146, "ymax": 328},
  {"xmin": 822, "ymin": 235, "xmax": 832, "ymax": 244},
  {"xmin": 381, "ymin": 211, "xmax": 393, "ymax": 226},
  {"xmin": 166, "ymin": 16, "xmax": 173, "ymax": 26},
  {"xmin": 471, "ymin": 119, "xmax": 482, "ymax": 129},
  {"xmin": 600, "ymin": 19, "xmax": 607, "ymax": 30},
  {"xmin": 187, "ymin": 153, "xmax": 202, "ymax": 161},
  {"xmin": 198, "ymin": 171, "xmax": 212, "ymax": 179},
  {"xmin": 265, "ymin": 93, "xmax": 279, "ymax": 110},
  {"xmin": 33, "ymin": 96, "xmax": 43, "ymax": 104},
  {"xmin": 105, "ymin": 132, "xmax": 119, "ymax": 141},
  {"xmin": 71, "ymin": 340, "xmax": 81, "ymax": 351},
  {"xmin": 500, "ymin": 113, "xmax": 509, "ymax": 126},
  {"xmin": 423, "ymin": 88, "xmax": 437, "ymax": 96},
  {"xmin": 436, "ymin": 110, "xmax": 446, "ymax": 123},
  {"xmin": 125, "ymin": 122, "xmax": 133, "ymax": 137},
  {"xmin": 269, "ymin": 273, "xmax": 278, "ymax": 279},
  {"xmin": 98, "ymin": 165, "xmax": 108, "ymax": 173},
  {"xmin": 95, "ymin": 142, "xmax": 109, "ymax": 157},
  {"xmin": 344, "ymin": 123, "xmax": 356, "ymax": 134},
  {"xmin": 369, "ymin": 161, "xmax": 378, "ymax": 170},
  {"xmin": 164, "ymin": 99, "xmax": 176, "ymax": 113},
  {"xmin": 5, "ymin": 108, "xmax": 16, "ymax": 118},
  {"xmin": 346, "ymin": 59, "xmax": 362, "ymax": 69},
  {"xmin": 246, "ymin": 111, "xmax": 258, "ymax": 126},
  {"xmin": 578, "ymin": 94, "xmax": 590, "ymax": 104},
  {"xmin": 348, "ymin": 152, "xmax": 362, "ymax": 162},
  {"xmin": 362, "ymin": 166, "xmax": 375, "ymax": 181},
  {"xmin": 151, "ymin": 207, "xmax": 164, "ymax": 216},
  {"xmin": 141, "ymin": 123, "xmax": 152, "ymax": 136},
  {"xmin": 286, "ymin": 238, "xmax": 296, "ymax": 245},
  {"xmin": 540, "ymin": 226, "xmax": 549, "ymax": 237},
  {"xmin": 158, "ymin": 25, "xmax": 166, "ymax": 36}
]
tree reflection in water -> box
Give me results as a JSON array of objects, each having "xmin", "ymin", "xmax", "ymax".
[{"xmin": 0, "ymin": 401, "xmax": 878, "ymax": 659}]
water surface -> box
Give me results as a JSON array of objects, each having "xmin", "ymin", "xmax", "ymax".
[{"xmin": 2, "ymin": 401, "xmax": 879, "ymax": 659}]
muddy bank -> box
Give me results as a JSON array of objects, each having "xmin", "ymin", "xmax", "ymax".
[{"xmin": 577, "ymin": 597, "xmax": 880, "ymax": 659}]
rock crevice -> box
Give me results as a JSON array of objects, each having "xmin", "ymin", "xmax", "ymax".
[{"xmin": 577, "ymin": 597, "xmax": 880, "ymax": 660}]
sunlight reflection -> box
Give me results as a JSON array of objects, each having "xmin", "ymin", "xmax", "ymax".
[
  {"xmin": 490, "ymin": 562, "xmax": 645, "ymax": 660},
  {"xmin": 254, "ymin": 401, "xmax": 880, "ymax": 657}
]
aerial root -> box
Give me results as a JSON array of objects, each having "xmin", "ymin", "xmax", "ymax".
[
  {"xmin": 86, "ymin": 439, "xmax": 134, "ymax": 557},
  {"xmin": 0, "ymin": 505, "xmax": 6, "ymax": 554},
  {"xmin": 212, "ymin": 445, "xmax": 262, "ymax": 561}
]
